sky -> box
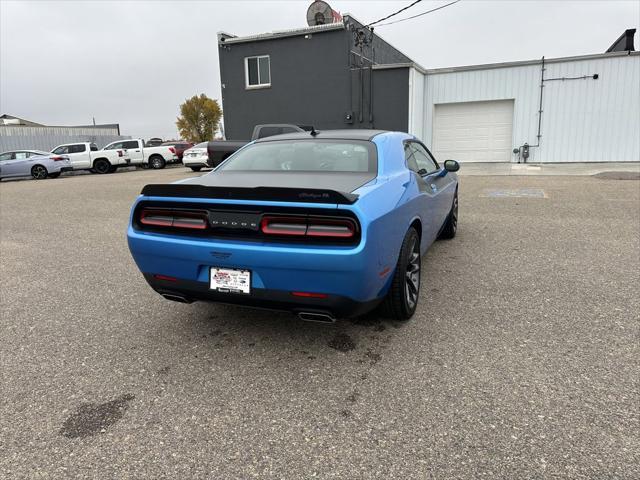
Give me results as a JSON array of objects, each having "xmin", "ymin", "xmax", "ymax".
[{"xmin": 1, "ymin": 0, "xmax": 638, "ymax": 139}]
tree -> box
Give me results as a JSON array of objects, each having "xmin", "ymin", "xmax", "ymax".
[{"xmin": 176, "ymin": 94, "xmax": 222, "ymax": 143}]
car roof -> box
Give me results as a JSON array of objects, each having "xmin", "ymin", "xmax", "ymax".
[{"xmin": 253, "ymin": 129, "xmax": 388, "ymax": 143}]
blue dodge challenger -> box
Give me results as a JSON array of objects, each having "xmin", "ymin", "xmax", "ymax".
[{"xmin": 127, "ymin": 130, "xmax": 459, "ymax": 322}]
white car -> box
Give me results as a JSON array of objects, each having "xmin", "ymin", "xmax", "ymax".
[
  {"xmin": 50, "ymin": 142, "xmax": 128, "ymax": 174},
  {"xmin": 102, "ymin": 139, "xmax": 178, "ymax": 170},
  {"xmin": 182, "ymin": 142, "xmax": 210, "ymax": 172},
  {"xmin": 0, "ymin": 150, "xmax": 72, "ymax": 180}
]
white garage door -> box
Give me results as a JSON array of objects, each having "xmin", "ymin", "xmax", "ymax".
[{"xmin": 432, "ymin": 100, "xmax": 514, "ymax": 163}]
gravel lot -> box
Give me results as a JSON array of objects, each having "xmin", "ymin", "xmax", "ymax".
[{"xmin": 1, "ymin": 168, "xmax": 638, "ymax": 479}]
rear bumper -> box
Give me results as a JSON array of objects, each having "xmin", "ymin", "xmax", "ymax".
[
  {"xmin": 127, "ymin": 226, "xmax": 392, "ymax": 316},
  {"xmin": 144, "ymin": 274, "xmax": 381, "ymax": 318},
  {"xmin": 183, "ymin": 156, "xmax": 209, "ymax": 167}
]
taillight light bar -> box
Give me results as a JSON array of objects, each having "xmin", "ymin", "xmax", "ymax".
[
  {"xmin": 260, "ymin": 216, "xmax": 356, "ymax": 239},
  {"xmin": 169, "ymin": 147, "xmax": 176, "ymax": 154},
  {"xmin": 140, "ymin": 208, "xmax": 207, "ymax": 230},
  {"xmin": 50, "ymin": 156, "xmax": 67, "ymax": 161}
]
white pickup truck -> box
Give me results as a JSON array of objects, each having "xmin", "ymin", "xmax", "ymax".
[
  {"xmin": 50, "ymin": 142, "xmax": 128, "ymax": 174},
  {"xmin": 102, "ymin": 139, "xmax": 178, "ymax": 169}
]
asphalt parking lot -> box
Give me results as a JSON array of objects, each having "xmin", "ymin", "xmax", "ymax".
[{"xmin": 1, "ymin": 168, "xmax": 638, "ymax": 479}]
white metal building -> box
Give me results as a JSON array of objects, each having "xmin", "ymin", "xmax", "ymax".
[{"xmin": 400, "ymin": 50, "xmax": 640, "ymax": 163}]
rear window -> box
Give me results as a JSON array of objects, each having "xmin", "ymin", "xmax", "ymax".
[{"xmin": 219, "ymin": 139, "xmax": 376, "ymax": 173}]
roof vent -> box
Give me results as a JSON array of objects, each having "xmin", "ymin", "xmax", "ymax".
[{"xmin": 606, "ymin": 28, "xmax": 636, "ymax": 53}]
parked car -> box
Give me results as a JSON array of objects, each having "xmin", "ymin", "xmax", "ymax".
[
  {"xmin": 206, "ymin": 124, "xmax": 309, "ymax": 168},
  {"xmin": 181, "ymin": 142, "xmax": 210, "ymax": 171},
  {"xmin": 102, "ymin": 139, "xmax": 178, "ymax": 170},
  {"xmin": 0, "ymin": 150, "xmax": 72, "ymax": 180},
  {"xmin": 127, "ymin": 129, "xmax": 460, "ymax": 323},
  {"xmin": 161, "ymin": 141, "xmax": 193, "ymax": 161},
  {"xmin": 50, "ymin": 142, "xmax": 127, "ymax": 174}
]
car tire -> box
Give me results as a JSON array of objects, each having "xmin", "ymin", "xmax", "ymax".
[
  {"xmin": 31, "ymin": 165, "xmax": 49, "ymax": 180},
  {"xmin": 150, "ymin": 156, "xmax": 166, "ymax": 169},
  {"xmin": 438, "ymin": 190, "xmax": 458, "ymax": 240},
  {"xmin": 94, "ymin": 159, "xmax": 111, "ymax": 174},
  {"xmin": 48, "ymin": 172, "xmax": 61, "ymax": 179},
  {"xmin": 108, "ymin": 165, "xmax": 118, "ymax": 173},
  {"xmin": 190, "ymin": 166, "xmax": 202, "ymax": 172},
  {"xmin": 383, "ymin": 227, "xmax": 421, "ymax": 321}
]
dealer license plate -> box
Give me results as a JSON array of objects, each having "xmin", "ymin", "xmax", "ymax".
[{"xmin": 210, "ymin": 267, "xmax": 251, "ymax": 295}]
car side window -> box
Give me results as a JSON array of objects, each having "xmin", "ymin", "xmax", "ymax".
[
  {"xmin": 90, "ymin": 144, "xmax": 98, "ymax": 152},
  {"xmin": 68, "ymin": 144, "xmax": 86, "ymax": 154},
  {"xmin": 105, "ymin": 142, "xmax": 122, "ymax": 150},
  {"xmin": 122, "ymin": 141, "xmax": 139, "ymax": 149},
  {"xmin": 411, "ymin": 143, "xmax": 438, "ymax": 174},
  {"xmin": 14, "ymin": 152, "xmax": 29, "ymax": 159},
  {"xmin": 52, "ymin": 146, "xmax": 69, "ymax": 155},
  {"xmin": 404, "ymin": 143, "xmax": 420, "ymax": 173},
  {"xmin": 0, "ymin": 153, "xmax": 13, "ymax": 161}
]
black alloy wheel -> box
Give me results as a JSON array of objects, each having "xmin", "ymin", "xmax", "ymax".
[
  {"xmin": 383, "ymin": 227, "xmax": 421, "ymax": 321},
  {"xmin": 31, "ymin": 165, "xmax": 48, "ymax": 180},
  {"xmin": 94, "ymin": 159, "xmax": 111, "ymax": 174},
  {"xmin": 439, "ymin": 191, "xmax": 458, "ymax": 240}
]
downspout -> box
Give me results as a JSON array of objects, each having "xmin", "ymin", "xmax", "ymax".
[
  {"xmin": 536, "ymin": 56, "xmax": 545, "ymax": 145},
  {"xmin": 516, "ymin": 56, "xmax": 544, "ymax": 163},
  {"xmin": 369, "ymin": 46, "xmax": 374, "ymax": 126}
]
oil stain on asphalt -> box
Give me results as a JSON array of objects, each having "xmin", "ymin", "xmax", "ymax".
[
  {"xmin": 328, "ymin": 333, "xmax": 356, "ymax": 352},
  {"xmin": 60, "ymin": 394, "xmax": 135, "ymax": 439}
]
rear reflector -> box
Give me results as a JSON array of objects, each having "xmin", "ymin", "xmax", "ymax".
[
  {"xmin": 154, "ymin": 274, "xmax": 177, "ymax": 282},
  {"xmin": 291, "ymin": 291, "xmax": 328, "ymax": 299},
  {"xmin": 261, "ymin": 216, "xmax": 355, "ymax": 239},
  {"xmin": 140, "ymin": 208, "xmax": 207, "ymax": 230}
]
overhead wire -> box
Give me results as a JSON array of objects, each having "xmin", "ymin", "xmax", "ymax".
[
  {"xmin": 366, "ymin": 0, "xmax": 424, "ymax": 27},
  {"xmin": 374, "ymin": 0, "xmax": 462, "ymax": 28}
]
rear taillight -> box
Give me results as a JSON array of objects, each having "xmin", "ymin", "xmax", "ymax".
[
  {"xmin": 260, "ymin": 216, "xmax": 356, "ymax": 239},
  {"xmin": 169, "ymin": 147, "xmax": 176, "ymax": 154},
  {"xmin": 50, "ymin": 156, "xmax": 66, "ymax": 161},
  {"xmin": 140, "ymin": 208, "xmax": 207, "ymax": 230}
]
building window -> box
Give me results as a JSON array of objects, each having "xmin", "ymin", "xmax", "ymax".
[{"xmin": 245, "ymin": 55, "xmax": 270, "ymax": 89}]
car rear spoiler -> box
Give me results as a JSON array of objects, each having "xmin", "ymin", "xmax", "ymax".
[{"xmin": 140, "ymin": 184, "xmax": 359, "ymax": 205}]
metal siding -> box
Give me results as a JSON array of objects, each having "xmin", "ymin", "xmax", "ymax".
[
  {"xmin": 0, "ymin": 126, "xmax": 130, "ymax": 152},
  {"xmin": 422, "ymin": 54, "xmax": 640, "ymax": 162}
]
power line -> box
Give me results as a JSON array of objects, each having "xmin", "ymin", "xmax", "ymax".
[
  {"xmin": 374, "ymin": 0, "xmax": 462, "ymax": 27},
  {"xmin": 366, "ymin": 0, "xmax": 424, "ymax": 27}
]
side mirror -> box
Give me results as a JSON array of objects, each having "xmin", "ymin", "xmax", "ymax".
[{"xmin": 444, "ymin": 159, "xmax": 460, "ymax": 172}]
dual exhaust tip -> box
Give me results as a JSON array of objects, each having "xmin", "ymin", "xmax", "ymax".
[
  {"xmin": 161, "ymin": 293, "xmax": 336, "ymax": 323},
  {"xmin": 161, "ymin": 293, "xmax": 193, "ymax": 304},
  {"xmin": 297, "ymin": 311, "xmax": 336, "ymax": 323}
]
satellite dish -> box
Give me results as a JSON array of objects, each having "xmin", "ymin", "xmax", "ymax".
[{"xmin": 306, "ymin": 0, "xmax": 341, "ymax": 26}]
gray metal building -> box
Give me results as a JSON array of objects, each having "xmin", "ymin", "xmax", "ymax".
[
  {"xmin": 217, "ymin": 17, "xmax": 639, "ymax": 163},
  {"xmin": 0, "ymin": 114, "xmax": 130, "ymax": 152}
]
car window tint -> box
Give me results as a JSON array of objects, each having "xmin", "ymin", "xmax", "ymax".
[
  {"xmin": 220, "ymin": 140, "xmax": 376, "ymax": 173},
  {"xmin": 68, "ymin": 144, "xmax": 87, "ymax": 154},
  {"xmin": 404, "ymin": 143, "xmax": 420, "ymax": 173},
  {"xmin": 52, "ymin": 146, "xmax": 69, "ymax": 155},
  {"xmin": 90, "ymin": 144, "xmax": 98, "ymax": 152},
  {"xmin": 122, "ymin": 141, "xmax": 139, "ymax": 149},
  {"xmin": 411, "ymin": 143, "xmax": 438, "ymax": 173},
  {"xmin": 0, "ymin": 153, "xmax": 12, "ymax": 161}
]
